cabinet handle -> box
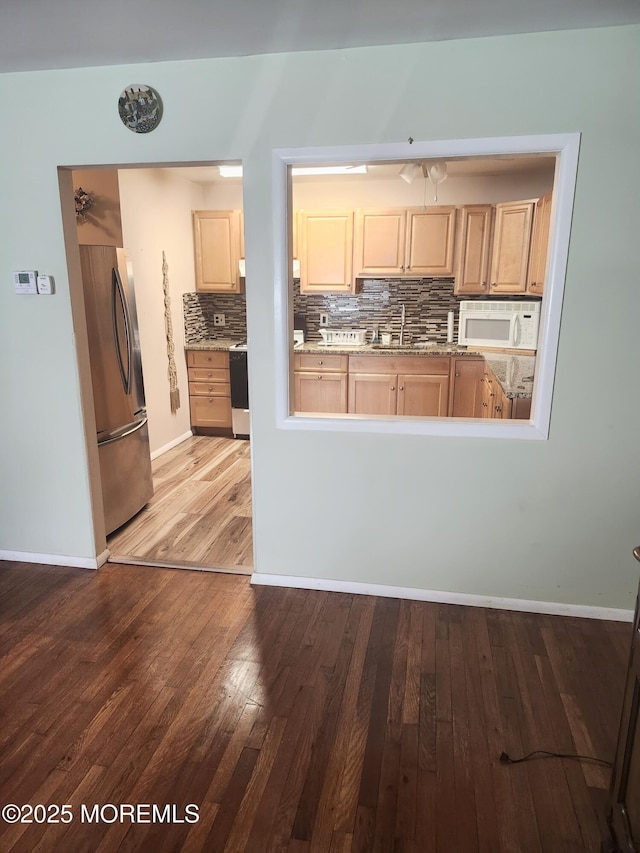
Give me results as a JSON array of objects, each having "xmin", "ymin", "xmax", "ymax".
[
  {"xmin": 318, "ymin": 360, "xmax": 323, "ymax": 365},
  {"xmin": 317, "ymin": 375, "xmax": 323, "ymax": 379},
  {"xmin": 399, "ymin": 385, "xmax": 404, "ymax": 391},
  {"xmin": 390, "ymin": 385, "xmax": 396, "ymax": 391},
  {"xmin": 495, "ymin": 405, "xmax": 502, "ymax": 413},
  {"xmin": 491, "ymin": 282, "xmax": 496, "ymax": 288},
  {"xmin": 530, "ymin": 282, "xmax": 538, "ymax": 288},
  {"xmin": 455, "ymin": 372, "xmax": 460, "ymax": 377}
]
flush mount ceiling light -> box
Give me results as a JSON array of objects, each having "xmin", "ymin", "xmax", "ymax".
[
  {"xmin": 218, "ymin": 164, "xmax": 368, "ymax": 178},
  {"xmin": 291, "ymin": 164, "xmax": 368, "ymax": 176}
]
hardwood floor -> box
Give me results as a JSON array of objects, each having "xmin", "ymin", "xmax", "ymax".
[
  {"xmin": 0, "ymin": 559, "xmax": 630, "ymax": 852},
  {"xmin": 108, "ymin": 436, "xmax": 253, "ymax": 573}
]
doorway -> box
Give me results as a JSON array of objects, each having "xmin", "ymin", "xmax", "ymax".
[{"xmin": 63, "ymin": 162, "xmax": 253, "ymax": 574}]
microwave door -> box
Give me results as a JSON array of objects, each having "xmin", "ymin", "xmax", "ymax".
[{"xmin": 464, "ymin": 316, "xmax": 512, "ymax": 345}]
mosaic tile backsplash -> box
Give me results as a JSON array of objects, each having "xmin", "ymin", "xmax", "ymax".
[{"xmin": 184, "ymin": 278, "xmax": 463, "ymax": 345}]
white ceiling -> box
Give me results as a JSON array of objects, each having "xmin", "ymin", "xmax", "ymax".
[{"xmin": 1, "ymin": 0, "xmax": 639, "ymax": 73}]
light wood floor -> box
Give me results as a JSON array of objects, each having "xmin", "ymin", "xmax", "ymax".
[
  {"xmin": 0, "ymin": 559, "xmax": 630, "ymax": 852},
  {"xmin": 108, "ymin": 436, "xmax": 253, "ymax": 573}
]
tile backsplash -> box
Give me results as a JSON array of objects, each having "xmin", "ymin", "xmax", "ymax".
[
  {"xmin": 183, "ymin": 292, "xmax": 247, "ymax": 343},
  {"xmin": 184, "ymin": 278, "xmax": 461, "ymax": 345},
  {"xmin": 295, "ymin": 278, "xmax": 459, "ymax": 344}
]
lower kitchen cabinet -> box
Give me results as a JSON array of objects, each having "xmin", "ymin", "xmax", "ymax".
[
  {"xmin": 449, "ymin": 357, "xmax": 485, "ymax": 417},
  {"xmin": 348, "ymin": 356, "xmax": 450, "ymax": 417},
  {"xmin": 293, "ymin": 353, "xmax": 348, "ymax": 413},
  {"xmin": 186, "ymin": 350, "xmax": 232, "ymax": 431}
]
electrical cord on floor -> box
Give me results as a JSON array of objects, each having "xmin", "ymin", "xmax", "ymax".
[{"xmin": 499, "ymin": 750, "xmax": 612, "ymax": 767}]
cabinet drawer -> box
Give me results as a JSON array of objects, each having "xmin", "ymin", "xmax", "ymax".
[
  {"xmin": 188, "ymin": 366, "xmax": 230, "ymax": 383},
  {"xmin": 294, "ymin": 353, "xmax": 348, "ymax": 373},
  {"xmin": 349, "ymin": 355, "xmax": 450, "ymax": 375},
  {"xmin": 189, "ymin": 381, "xmax": 231, "ymax": 397},
  {"xmin": 189, "ymin": 395, "xmax": 232, "ymax": 428},
  {"xmin": 187, "ymin": 350, "xmax": 229, "ymax": 369}
]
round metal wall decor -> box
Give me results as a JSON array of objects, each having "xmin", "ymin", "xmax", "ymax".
[{"xmin": 118, "ymin": 84, "xmax": 163, "ymax": 134}]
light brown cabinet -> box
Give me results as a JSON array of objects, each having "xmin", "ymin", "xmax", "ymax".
[
  {"xmin": 186, "ymin": 350, "xmax": 232, "ymax": 430},
  {"xmin": 489, "ymin": 200, "xmax": 535, "ymax": 294},
  {"xmin": 298, "ymin": 210, "xmax": 355, "ymax": 294},
  {"xmin": 293, "ymin": 353, "xmax": 348, "ymax": 413},
  {"xmin": 353, "ymin": 209, "xmax": 407, "ymax": 278},
  {"xmin": 454, "ymin": 206, "xmax": 494, "ymax": 295},
  {"xmin": 405, "ymin": 207, "xmax": 457, "ymax": 277},
  {"xmin": 192, "ymin": 210, "xmax": 243, "ymax": 293},
  {"xmin": 527, "ymin": 192, "xmax": 552, "ymax": 295},
  {"xmin": 449, "ymin": 357, "xmax": 485, "ymax": 417},
  {"xmin": 353, "ymin": 206, "xmax": 457, "ymax": 280},
  {"xmin": 348, "ymin": 355, "xmax": 450, "ymax": 417}
]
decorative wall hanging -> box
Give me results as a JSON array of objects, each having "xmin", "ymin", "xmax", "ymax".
[
  {"xmin": 162, "ymin": 252, "xmax": 181, "ymax": 413},
  {"xmin": 118, "ymin": 84, "xmax": 163, "ymax": 134},
  {"xmin": 74, "ymin": 187, "xmax": 95, "ymax": 223}
]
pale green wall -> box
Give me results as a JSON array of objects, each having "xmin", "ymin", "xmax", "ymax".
[{"xmin": 0, "ymin": 27, "xmax": 638, "ymax": 606}]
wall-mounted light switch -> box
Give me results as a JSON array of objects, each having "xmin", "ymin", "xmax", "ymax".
[{"xmin": 37, "ymin": 275, "xmax": 55, "ymax": 295}]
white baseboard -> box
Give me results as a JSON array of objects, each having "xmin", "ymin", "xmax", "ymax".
[
  {"xmin": 0, "ymin": 549, "xmax": 107, "ymax": 570},
  {"xmin": 150, "ymin": 430, "xmax": 193, "ymax": 461},
  {"xmin": 250, "ymin": 573, "xmax": 634, "ymax": 622}
]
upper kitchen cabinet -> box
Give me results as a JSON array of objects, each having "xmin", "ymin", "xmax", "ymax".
[
  {"xmin": 404, "ymin": 207, "xmax": 457, "ymax": 277},
  {"xmin": 488, "ymin": 200, "xmax": 535, "ymax": 294},
  {"xmin": 454, "ymin": 205, "xmax": 494, "ymax": 295},
  {"xmin": 353, "ymin": 209, "xmax": 407, "ymax": 277},
  {"xmin": 527, "ymin": 192, "xmax": 552, "ymax": 296},
  {"xmin": 298, "ymin": 210, "xmax": 355, "ymax": 294},
  {"xmin": 353, "ymin": 206, "xmax": 457, "ymax": 280},
  {"xmin": 192, "ymin": 210, "xmax": 243, "ymax": 293}
]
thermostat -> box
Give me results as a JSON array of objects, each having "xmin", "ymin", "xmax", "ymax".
[{"xmin": 14, "ymin": 270, "xmax": 38, "ymax": 295}]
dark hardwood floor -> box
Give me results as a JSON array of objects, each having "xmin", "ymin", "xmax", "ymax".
[{"xmin": 0, "ymin": 559, "xmax": 630, "ymax": 852}]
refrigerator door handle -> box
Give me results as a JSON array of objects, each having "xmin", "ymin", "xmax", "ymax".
[
  {"xmin": 112, "ymin": 266, "xmax": 132, "ymax": 395},
  {"xmin": 97, "ymin": 415, "xmax": 148, "ymax": 447}
]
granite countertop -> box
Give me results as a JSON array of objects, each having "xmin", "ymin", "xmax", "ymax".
[
  {"xmin": 185, "ymin": 338, "xmax": 535, "ymax": 399},
  {"xmin": 186, "ymin": 337, "xmax": 240, "ymax": 351},
  {"xmin": 482, "ymin": 353, "xmax": 536, "ymax": 399}
]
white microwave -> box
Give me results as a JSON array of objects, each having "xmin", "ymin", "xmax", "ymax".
[{"xmin": 458, "ymin": 300, "xmax": 541, "ymax": 351}]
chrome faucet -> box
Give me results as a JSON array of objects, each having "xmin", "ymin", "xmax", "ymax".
[{"xmin": 399, "ymin": 303, "xmax": 406, "ymax": 345}]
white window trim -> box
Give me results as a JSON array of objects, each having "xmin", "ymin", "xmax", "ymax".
[{"xmin": 272, "ymin": 133, "xmax": 580, "ymax": 440}]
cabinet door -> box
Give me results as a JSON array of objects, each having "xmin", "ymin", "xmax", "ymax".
[
  {"xmin": 397, "ymin": 374, "xmax": 450, "ymax": 417},
  {"xmin": 299, "ymin": 210, "xmax": 354, "ymax": 293},
  {"xmin": 454, "ymin": 206, "xmax": 493, "ymax": 295},
  {"xmin": 348, "ymin": 373, "xmax": 397, "ymax": 415},
  {"xmin": 353, "ymin": 209, "xmax": 407, "ymax": 277},
  {"xmin": 294, "ymin": 372, "xmax": 348, "ymax": 414},
  {"xmin": 405, "ymin": 207, "xmax": 457, "ymax": 276},
  {"xmin": 189, "ymin": 395, "xmax": 232, "ymax": 428},
  {"xmin": 193, "ymin": 210, "xmax": 242, "ymax": 293},
  {"xmin": 489, "ymin": 201, "xmax": 534, "ymax": 294},
  {"xmin": 527, "ymin": 192, "xmax": 552, "ymax": 295},
  {"xmin": 480, "ymin": 371, "xmax": 494, "ymax": 418},
  {"xmin": 450, "ymin": 357, "xmax": 484, "ymax": 418}
]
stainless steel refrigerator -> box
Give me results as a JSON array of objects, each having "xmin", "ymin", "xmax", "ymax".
[{"xmin": 79, "ymin": 245, "xmax": 153, "ymax": 535}]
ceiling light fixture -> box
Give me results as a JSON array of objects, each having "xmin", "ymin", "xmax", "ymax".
[
  {"xmin": 291, "ymin": 165, "xmax": 368, "ymax": 176},
  {"xmin": 399, "ymin": 162, "xmax": 421, "ymax": 184},
  {"xmin": 399, "ymin": 160, "xmax": 448, "ymax": 201},
  {"xmin": 218, "ymin": 164, "xmax": 368, "ymax": 178}
]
